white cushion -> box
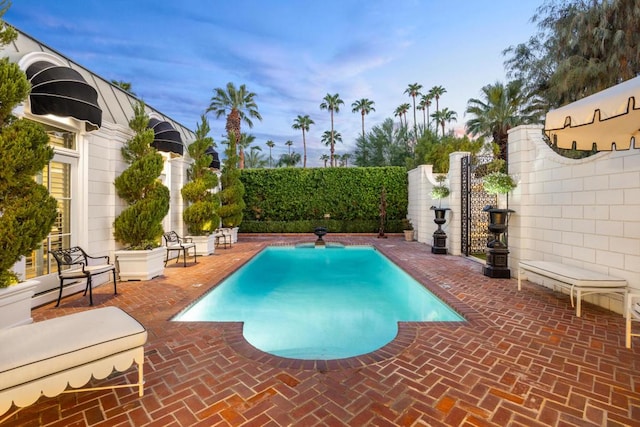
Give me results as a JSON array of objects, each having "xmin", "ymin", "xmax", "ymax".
[
  {"xmin": 0, "ymin": 307, "xmax": 146, "ymax": 391},
  {"xmin": 60, "ymin": 264, "xmax": 114, "ymax": 278}
]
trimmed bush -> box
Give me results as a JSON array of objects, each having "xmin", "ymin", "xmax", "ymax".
[
  {"xmin": 240, "ymin": 166, "xmax": 407, "ymax": 233},
  {"xmin": 219, "ymin": 133, "xmax": 245, "ymax": 228},
  {"xmin": 113, "ymin": 101, "xmax": 169, "ymax": 249}
]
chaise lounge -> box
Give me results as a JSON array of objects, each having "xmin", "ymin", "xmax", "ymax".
[{"xmin": 0, "ymin": 307, "xmax": 147, "ymax": 419}]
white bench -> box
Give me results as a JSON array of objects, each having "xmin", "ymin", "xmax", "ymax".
[
  {"xmin": 626, "ymin": 293, "xmax": 640, "ymax": 348},
  {"xmin": 0, "ymin": 306, "xmax": 147, "ymax": 418},
  {"xmin": 517, "ymin": 260, "xmax": 628, "ymax": 317}
]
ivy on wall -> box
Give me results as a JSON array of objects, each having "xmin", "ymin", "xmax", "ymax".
[{"xmin": 240, "ymin": 167, "xmax": 408, "ymax": 232}]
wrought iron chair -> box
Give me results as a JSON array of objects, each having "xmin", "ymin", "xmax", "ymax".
[
  {"xmin": 49, "ymin": 247, "xmax": 117, "ymax": 306},
  {"xmin": 215, "ymin": 228, "xmax": 232, "ymax": 249},
  {"xmin": 162, "ymin": 231, "xmax": 197, "ymax": 267},
  {"xmin": 626, "ymin": 293, "xmax": 640, "ymax": 348}
]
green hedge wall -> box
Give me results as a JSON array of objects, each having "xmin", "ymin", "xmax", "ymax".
[{"xmin": 240, "ymin": 166, "xmax": 408, "ymax": 233}]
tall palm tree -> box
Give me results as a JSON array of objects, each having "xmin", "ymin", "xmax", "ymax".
[
  {"xmin": 394, "ymin": 103, "xmax": 410, "ymax": 128},
  {"xmin": 320, "ymin": 154, "xmax": 330, "ymax": 167},
  {"xmin": 341, "ymin": 153, "xmax": 352, "ymax": 167},
  {"xmin": 428, "ymin": 85, "xmax": 447, "ymax": 117},
  {"xmin": 351, "ymin": 98, "xmax": 376, "ymax": 140},
  {"xmin": 292, "ymin": 114, "xmax": 314, "ymax": 168},
  {"xmin": 319, "ymin": 93, "xmax": 344, "ymax": 167},
  {"xmin": 465, "ymin": 80, "xmax": 535, "ymax": 162},
  {"xmin": 207, "ymin": 82, "xmax": 262, "ymax": 146},
  {"xmin": 245, "ymin": 146, "xmax": 268, "ymax": 169},
  {"xmin": 265, "ymin": 140, "xmax": 275, "ymax": 168},
  {"xmin": 237, "ymin": 133, "xmax": 255, "ymax": 169},
  {"xmin": 431, "ymin": 108, "xmax": 457, "ymax": 137},
  {"xmin": 418, "ymin": 93, "xmax": 433, "ymax": 131},
  {"xmin": 404, "ymin": 83, "xmax": 422, "ymax": 137},
  {"xmin": 285, "ymin": 140, "xmax": 293, "ymax": 155},
  {"xmin": 321, "ymin": 130, "xmax": 342, "ymax": 166}
]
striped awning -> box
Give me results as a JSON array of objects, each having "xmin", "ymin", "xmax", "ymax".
[
  {"xmin": 25, "ymin": 61, "xmax": 102, "ymax": 131},
  {"xmin": 148, "ymin": 118, "xmax": 184, "ymax": 155}
]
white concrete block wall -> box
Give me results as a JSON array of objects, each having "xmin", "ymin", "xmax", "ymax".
[{"xmin": 508, "ymin": 125, "xmax": 640, "ymax": 314}]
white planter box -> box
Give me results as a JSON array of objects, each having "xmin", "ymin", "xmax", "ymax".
[
  {"xmin": 0, "ymin": 280, "xmax": 38, "ymax": 329},
  {"xmin": 188, "ymin": 234, "xmax": 216, "ymax": 256},
  {"xmin": 231, "ymin": 227, "xmax": 239, "ymax": 243},
  {"xmin": 115, "ymin": 247, "xmax": 166, "ymax": 281}
]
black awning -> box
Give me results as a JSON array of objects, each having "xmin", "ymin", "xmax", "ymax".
[
  {"xmin": 204, "ymin": 146, "xmax": 221, "ymax": 169},
  {"xmin": 148, "ymin": 118, "xmax": 184, "ymax": 155},
  {"xmin": 26, "ymin": 61, "xmax": 102, "ymax": 131}
]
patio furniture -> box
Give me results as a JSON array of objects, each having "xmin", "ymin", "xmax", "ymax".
[
  {"xmin": 49, "ymin": 247, "xmax": 117, "ymax": 307},
  {"xmin": 517, "ymin": 260, "xmax": 628, "ymax": 317},
  {"xmin": 163, "ymin": 231, "xmax": 197, "ymax": 267},
  {"xmin": 215, "ymin": 228, "xmax": 232, "ymax": 249},
  {"xmin": 626, "ymin": 293, "xmax": 640, "ymax": 348},
  {"xmin": 0, "ymin": 306, "xmax": 147, "ymax": 418}
]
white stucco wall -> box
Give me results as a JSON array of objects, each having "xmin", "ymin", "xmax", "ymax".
[{"xmin": 508, "ymin": 125, "xmax": 640, "ymax": 313}]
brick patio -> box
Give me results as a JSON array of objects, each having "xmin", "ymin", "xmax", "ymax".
[{"xmin": 3, "ymin": 235, "xmax": 639, "ymax": 426}]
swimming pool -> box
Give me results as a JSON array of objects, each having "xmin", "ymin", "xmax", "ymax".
[{"xmin": 174, "ymin": 246, "xmax": 462, "ymax": 359}]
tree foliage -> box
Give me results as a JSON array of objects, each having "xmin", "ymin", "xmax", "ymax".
[
  {"xmin": 504, "ymin": 0, "xmax": 640, "ymax": 109},
  {"xmin": 182, "ymin": 115, "xmax": 220, "ymax": 235},
  {"xmin": 0, "ymin": 8, "xmax": 58, "ymax": 287},
  {"xmin": 218, "ymin": 133, "xmax": 245, "ymax": 227},
  {"xmin": 113, "ymin": 101, "xmax": 169, "ymax": 249}
]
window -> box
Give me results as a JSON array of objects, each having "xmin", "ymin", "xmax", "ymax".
[{"xmin": 25, "ymin": 125, "xmax": 75, "ymax": 280}]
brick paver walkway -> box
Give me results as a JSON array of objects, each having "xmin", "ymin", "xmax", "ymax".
[{"xmin": 3, "ymin": 235, "xmax": 639, "ymax": 426}]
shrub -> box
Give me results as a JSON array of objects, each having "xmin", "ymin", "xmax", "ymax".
[
  {"xmin": 219, "ymin": 133, "xmax": 245, "ymax": 228},
  {"xmin": 482, "ymin": 171, "xmax": 517, "ymax": 195},
  {"xmin": 182, "ymin": 115, "xmax": 220, "ymax": 235},
  {"xmin": 113, "ymin": 101, "xmax": 169, "ymax": 249},
  {"xmin": 0, "ymin": 26, "xmax": 57, "ymax": 287}
]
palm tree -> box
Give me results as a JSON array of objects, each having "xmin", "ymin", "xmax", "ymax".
[
  {"xmin": 428, "ymin": 85, "xmax": 447, "ymax": 117},
  {"xmin": 265, "ymin": 140, "xmax": 275, "ymax": 168},
  {"xmin": 465, "ymin": 80, "xmax": 535, "ymax": 162},
  {"xmin": 351, "ymin": 98, "xmax": 376, "ymax": 140},
  {"xmin": 111, "ymin": 80, "xmax": 136, "ymax": 96},
  {"xmin": 285, "ymin": 140, "xmax": 293, "ymax": 155},
  {"xmin": 319, "ymin": 93, "xmax": 344, "ymax": 167},
  {"xmin": 277, "ymin": 152, "xmax": 301, "ymax": 167},
  {"xmin": 321, "ymin": 130, "xmax": 342, "ymax": 166},
  {"xmin": 207, "ymin": 82, "xmax": 262, "ymax": 145},
  {"xmin": 404, "ymin": 83, "xmax": 422, "ymax": 137},
  {"xmin": 341, "ymin": 153, "xmax": 352, "ymax": 167},
  {"xmin": 394, "ymin": 103, "xmax": 410, "ymax": 128},
  {"xmin": 237, "ymin": 133, "xmax": 255, "ymax": 169},
  {"xmin": 418, "ymin": 93, "xmax": 433, "ymax": 131},
  {"xmin": 292, "ymin": 114, "xmax": 314, "ymax": 168},
  {"xmin": 431, "ymin": 108, "xmax": 458, "ymax": 137},
  {"xmin": 245, "ymin": 146, "xmax": 268, "ymax": 169},
  {"xmin": 320, "ymin": 154, "xmax": 330, "ymax": 167}
]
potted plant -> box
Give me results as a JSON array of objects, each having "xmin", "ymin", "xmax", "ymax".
[
  {"xmin": 0, "ymin": 20, "xmax": 58, "ymax": 327},
  {"xmin": 481, "ymin": 171, "xmax": 517, "ymax": 278},
  {"xmin": 402, "ymin": 219, "xmax": 414, "ymax": 241},
  {"xmin": 218, "ymin": 133, "xmax": 245, "ymax": 243},
  {"xmin": 430, "ymin": 175, "xmax": 450, "ymax": 207},
  {"xmin": 113, "ymin": 101, "xmax": 170, "ymax": 281},
  {"xmin": 182, "ymin": 115, "xmax": 220, "ymax": 255}
]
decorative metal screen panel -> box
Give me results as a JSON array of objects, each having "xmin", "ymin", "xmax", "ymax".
[{"xmin": 461, "ymin": 155, "xmax": 496, "ymax": 255}]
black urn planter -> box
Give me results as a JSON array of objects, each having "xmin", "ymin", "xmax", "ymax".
[
  {"xmin": 430, "ymin": 207, "xmax": 450, "ymax": 254},
  {"xmin": 314, "ymin": 226, "xmax": 327, "ymax": 246},
  {"xmin": 483, "ymin": 206, "xmax": 514, "ymax": 278}
]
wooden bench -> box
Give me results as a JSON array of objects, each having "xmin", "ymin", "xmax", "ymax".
[
  {"xmin": 517, "ymin": 260, "xmax": 628, "ymax": 317},
  {"xmin": 0, "ymin": 307, "xmax": 147, "ymax": 419},
  {"xmin": 49, "ymin": 247, "xmax": 117, "ymax": 307}
]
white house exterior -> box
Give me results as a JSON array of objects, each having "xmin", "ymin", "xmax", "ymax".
[{"xmin": 2, "ymin": 28, "xmax": 197, "ymax": 306}]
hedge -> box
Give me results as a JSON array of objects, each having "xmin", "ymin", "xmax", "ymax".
[{"xmin": 239, "ymin": 166, "xmax": 408, "ymax": 233}]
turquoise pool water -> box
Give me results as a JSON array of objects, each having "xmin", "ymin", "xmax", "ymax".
[{"xmin": 174, "ymin": 246, "xmax": 462, "ymax": 359}]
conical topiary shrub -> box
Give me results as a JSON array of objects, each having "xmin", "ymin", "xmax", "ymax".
[
  {"xmin": 218, "ymin": 133, "xmax": 245, "ymax": 228},
  {"xmin": 182, "ymin": 115, "xmax": 220, "ymax": 235},
  {"xmin": 0, "ymin": 20, "xmax": 58, "ymax": 288},
  {"xmin": 113, "ymin": 101, "xmax": 169, "ymax": 249}
]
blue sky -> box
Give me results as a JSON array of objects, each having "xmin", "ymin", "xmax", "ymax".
[{"xmin": 6, "ymin": 0, "xmax": 541, "ymax": 166}]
